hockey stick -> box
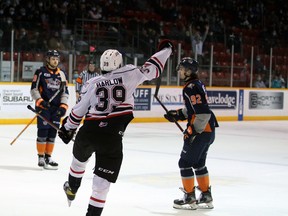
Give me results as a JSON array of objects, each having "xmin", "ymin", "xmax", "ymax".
[
  {"xmin": 27, "ymin": 105, "xmax": 75, "ymax": 142},
  {"xmin": 154, "ymin": 76, "xmax": 184, "ymax": 132},
  {"xmin": 10, "ymin": 114, "xmax": 38, "ymax": 145},
  {"xmin": 27, "ymin": 105, "xmax": 61, "ymax": 131},
  {"xmin": 10, "ymin": 83, "xmax": 66, "ymax": 145}
]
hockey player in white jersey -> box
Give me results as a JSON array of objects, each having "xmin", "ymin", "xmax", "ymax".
[{"xmin": 58, "ymin": 40, "xmax": 174, "ymax": 216}]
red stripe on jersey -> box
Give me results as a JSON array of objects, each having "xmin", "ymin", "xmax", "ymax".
[
  {"xmin": 143, "ymin": 62, "xmax": 151, "ymax": 67},
  {"xmin": 151, "ymin": 56, "xmax": 164, "ymax": 70},
  {"xmin": 70, "ymin": 167, "xmax": 85, "ymax": 175},
  {"xmin": 90, "ymin": 196, "xmax": 106, "ymax": 204},
  {"xmin": 155, "ymin": 68, "xmax": 159, "ymax": 78},
  {"xmin": 118, "ymin": 103, "xmax": 132, "ymax": 106},
  {"xmin": 85, "ymin": 110, "xmax": 133, "ymax": 120},
  {"xmin": 68, "ymin": 117, "xmax": 80, "ymax": 126},
  {"xmin": 71, "ymin": 110, "xmax": 83, "ymax": 119}
]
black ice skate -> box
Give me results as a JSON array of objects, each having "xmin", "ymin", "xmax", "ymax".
[
  {"xmin": 63, "ymin": 181, "xmax": 77, "ymax": 207},
  {"xmin": 38, "ymin": 155, "xmax": 45, "ymax": 167},
  {"xmin": 196, "ymin": 186, "xmax": 214, "ymax": 209},
  {"xmin": 44, "ymin": 154, "xmax": 58, "ymax": 170},
  {"xmin": 173, "ymin": 187, "xmax": 197, "ymax": 210}
]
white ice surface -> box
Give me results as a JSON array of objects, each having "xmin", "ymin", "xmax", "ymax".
[{"xmin": 1, "ymin": 121, "xmax": 288, "ymax": 216}]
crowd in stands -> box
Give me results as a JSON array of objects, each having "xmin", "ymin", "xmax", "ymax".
[
  {"xmin": 0, "ymin": 0, "xmax": 287, "ymax": 87},
  {"xmin": 0, "ymin": 0, "xmax": 287, "ymax": 52}
]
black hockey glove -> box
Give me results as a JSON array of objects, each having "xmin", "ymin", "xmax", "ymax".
[
  {"xmin": 56, "ymin": 106, "xmax": 67, "ymax": 118},
  {"xmin": 58, "ymin": 117, "xmax": 76, "ymax": 144},
  {"xmin": 37, "ymin": 99, "xmax": 50, "ymax": 110},
  {"xmin": 183, "ymin": 125, "xmax": 199, "ymax": 143},
  {"xmin": 164, "ymin": 109, "xmax": 186, "ymax": 122},
  {"xmin": 158, "ymin": 39, "xmax": 175, "ymax": 54}
]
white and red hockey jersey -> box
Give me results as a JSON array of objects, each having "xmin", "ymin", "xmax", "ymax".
[{"xmin": 64, "ymin": 48, "xmax": 172, "ymax": 130}]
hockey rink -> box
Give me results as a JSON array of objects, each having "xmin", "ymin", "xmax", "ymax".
[{"xmin": 1, "ymin": 120, "xmax": 288, "ymax": 216}]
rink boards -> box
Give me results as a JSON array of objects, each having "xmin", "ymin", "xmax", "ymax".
[{"xmin": 0, "ymin": 82, "xmax": 287, "ymax": 124}]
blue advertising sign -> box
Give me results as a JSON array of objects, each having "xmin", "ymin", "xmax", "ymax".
[
  {"xmin": 238, "ymin": 89, "xmax": 244, "ymax": 120},
  {"xmin": 207, "ymin": 90, "xmax": 237, "ymax": 109},
  {"xmin": 134, "ymin": 88, "xmax": 151, "ymax": 111}
]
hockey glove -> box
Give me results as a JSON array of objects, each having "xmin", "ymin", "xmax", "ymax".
[
  {"xmin": 183, "ymin": 125, "xmax": 199, "ymax": 143},
  {"xmin": 56, "ymin": 106, "xmax": 67, "ymax": 118},
  {"xmin": 158, "ymin": 39, "xmax": 175, "ymax": 54},
  {"xmin": 58, "ymin": 117, "xmax": 76, "ymax": 144},
  {"xmin": 36, "ymin": 98, "xmax": 50, "ymax": 110},
  {"xmin": 164, "ymin": 109, "xmax": 186, "ymax": 122}
]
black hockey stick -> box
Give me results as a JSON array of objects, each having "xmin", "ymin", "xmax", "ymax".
[
  {"xmin": 27, "ymin": 105, "xmax": 61, "ymax": 131},
  {"xmin": 27, "ymin": 105, "xmax": 75, "ymax": 142},
  {"xmin": 154, "ymin": 76, "xmax": 184, "ymax": 132}
]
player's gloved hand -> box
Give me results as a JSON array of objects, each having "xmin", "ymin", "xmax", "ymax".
[
  {"xmin": 183, "ymin": 125, "xmax": 199, "ymax": 143},
  {"xmin": 58, "ymin": 117, "xmax": 76, "ymax": 144},
  {"xmin": 36, "ymin": 99, "xmax": 50, "ymax": 110},
  {"xmin": 158, "ymin": 39, "xmax": 175, "ymax": 54},
  {"xmin": 56, "ymin": 106, "xmax": 66, "ymax": 118},
  {"xmin": 164, "ymin": 109, "xmax": 186, "ymax": 122}
]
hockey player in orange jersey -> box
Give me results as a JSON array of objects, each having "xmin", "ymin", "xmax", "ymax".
[{"xmin": 164, "ymin": 57, "xmax": 219, "ymax": 210}]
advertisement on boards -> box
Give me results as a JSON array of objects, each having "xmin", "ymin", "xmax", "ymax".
[
  {"xmin": 134, "ymin": 88, "xmax": 151, "ymax": 111},
  {"xmin": 207, "ymin": 90, "xmax": 237, "ymax": 109},
  {"xmin": 22, "ymin": 61, "xmax": 43, "ymax": 80},
  {"xmin": 0, "ymin": 85, "xmax": 34, "ymax": 112},
  {"xmin": 249, "ymin": 91, "xmax": 284, "ymax": 109}
]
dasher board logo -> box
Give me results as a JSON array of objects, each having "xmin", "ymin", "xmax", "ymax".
[
  {"xmin": 207, "ymin": 91, "xmax": 237, "ymax": 109},
  {"xmin": 2, "ymin": 89, "xmax": 33, "ymax": 105},
  {"xmin": 134, "ymin": 88, "xmax": 151, "ymax": 111},
  {"xmin": 249, "ymin": 91, "xmax": 284, "ymax": 109},
  {"xmin": 22, "ymin": 61, "xmax": 43, "ymax": 79}
]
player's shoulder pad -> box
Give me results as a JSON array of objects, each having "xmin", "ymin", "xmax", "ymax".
[{"xmin": 186, "ymin": 80, "xmax": 204, "ymax": 91}]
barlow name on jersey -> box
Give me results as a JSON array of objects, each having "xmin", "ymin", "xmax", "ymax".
[{"xmin": 96, "ymin": 77, "xmax": 123, "ymax": 88}]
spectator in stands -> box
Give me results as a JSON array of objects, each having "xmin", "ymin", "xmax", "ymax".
[
  {"xmin": 47, "ymin": 31, "xmax": 66, "ymax": 54},
  {"xmin": 279, "ymin": 74, "xmax": 286, "ymax": 88},
  {"xmin": 66, "ymin": 2, "xmax": 78, "ymax": 30},
  {"xmin": 271, "ymin": 73, "xmax": 282, "ymax": 88},
  {"xmin": 88, "ymin": 5, "xmax": 102, "ymax": 20},
  {"xmin": 240, "ymin": 58, "xmax": 252, "ymax": 86},
  {"xmin": 254, "ymin": 74, "xmax": 267, "ymax": 88},
  {"xmin": 15, "ymin": 27, "xmax": 30, "ymax": 51},
  {"xmin": 0, "ymin": 6, "xmax": 5, "ymax": 20},
  {"xmin": 254, "ymin": 55, "xmax": 266, "ymax": 74},
  {"xmin": 253, "ymin": 55, "xmax": 269, "ymax": 84},
  {"xmin": 1, "ymin": 17, "xmax": 13, "ymax": 51},
  {"xmin": 29, "ymin": 31, "xmax": 48, "ymax": 52},
  {"xmin": 63, "ymin": 34, "xmax": 76, "ymax": 52},
  {"xmin": 47, "ymin": 3, "xmax": 62, "ymax": 29},
  {"xmin": 189, "ymin": 24, "xmax": 209, "ymax": 65},
  {"xmin": 145, "ymin": 17, "xmax": 161, "ymax": 38},
  {"xmin": 4, "ymin": 6, "xmax": 16, "ymax": 21},
  {"xmin": 208, "ymin": 13, "xmax": 225, "ymax": 43}
]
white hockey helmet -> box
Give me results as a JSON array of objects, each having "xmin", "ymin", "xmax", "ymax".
[{"xmin": 100, "ymin": 49, "xmax": 123, "ymax": 72}]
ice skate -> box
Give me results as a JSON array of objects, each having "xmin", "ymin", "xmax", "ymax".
[
  {"xmin": 196, "ymin": 186, "xmax": 214, "ymax": 209},
  {"xmin": 44, "ymin": 154, "xmax": 58, "ymax": 170},
  {"xmin": 173, "ymin": 187, "xmax": 197, "ymax": 210},
  {"xmin": 63, "ymin": 181, "xmax": 77, "ymax": 207},
  {"xmin": 38, "ymin": 155, "xmax": 45, "ymax": 168}
]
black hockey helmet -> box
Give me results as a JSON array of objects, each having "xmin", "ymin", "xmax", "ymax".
[
  {"xmin": 176, "ymin": 57, "xmax": 199, "ymax": 81},
  {"xmin": 46, "ymin": 50, "xmax": 60, "ymax": 68},
  {"xmin": 46, "ymin": 50, "xmax": 60, "ymax": 58}
]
